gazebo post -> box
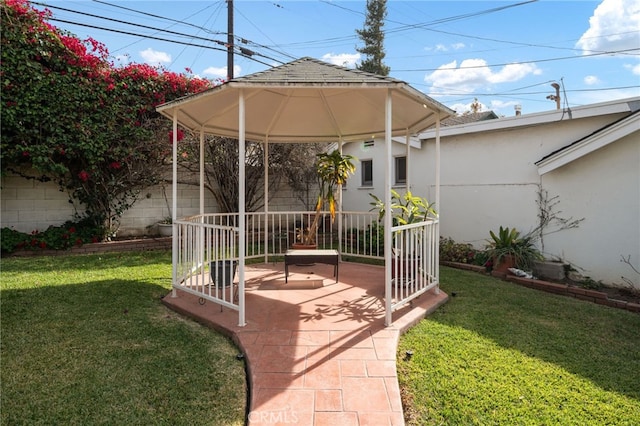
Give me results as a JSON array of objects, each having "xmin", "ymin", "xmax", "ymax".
[
  {"xmin": 405, "ymin": 132, "xmax": 411, "ymax": 190},
  {"xmin": 171, "ymin": 111, "xmax": 178, "ymax": 298},
  {"xmin": 384, "ymin": 90, "xmax": 393, "ymax": 327},
  {"xmin": 263, "ymin": 139, "xmax": 269, "ymax": 264},
  {"xmin": 434, "ymin": 112, "xmax": 441, "ymax": 294},
  {"xmin": 338, "ymin": 139, "xmax": 343, "ymax": 260},
  {"xmin": 237, "ymin": 90, "xmax": 246, "ymax": 327}
]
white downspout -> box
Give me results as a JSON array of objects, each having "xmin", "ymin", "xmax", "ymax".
[
  {"xmin": 384, "ymin": 90, "xmax": 393, "ymax": 327},
  {"xmin": 238, "ymin": 90, "xmax": 246, "ymax": 327},
  {"xmin": 171, "ymin": 111, "xmax": 178, "ymax": 298}
]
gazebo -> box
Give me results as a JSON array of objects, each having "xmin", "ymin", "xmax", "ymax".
[{"xmin": 157, "ymin": 57, "xmax": 453, "ymax": 327}]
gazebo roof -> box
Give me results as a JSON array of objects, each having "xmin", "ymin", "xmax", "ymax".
[{"xmin": 157, "ymin": 57, "xmax": 453, "ymax": 143}]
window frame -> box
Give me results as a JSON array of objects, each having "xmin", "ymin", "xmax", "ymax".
[
  {"xmin": 394, "ymin": 155, "xmax": 407, "ymax": 185},
  {"xmin": 361, "ymin": 159, "xmax": 373, "ymax": 187}
]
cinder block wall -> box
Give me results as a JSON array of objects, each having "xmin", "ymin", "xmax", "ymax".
[{"xmin": 2, "ymin": 172, "xmax": 310, "ymax": 237}]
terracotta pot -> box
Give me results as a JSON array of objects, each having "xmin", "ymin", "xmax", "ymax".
[{"xmin": 493, "ymin": 254, "xmax": 516, "ymax": 274}]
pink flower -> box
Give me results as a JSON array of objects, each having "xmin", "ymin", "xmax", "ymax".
[
  {"xmin": 78, "ymin": 170, "xmax": 90, "ymax": 182},
  {"xmin": 168, "ymin": 129, "xmax": 184, "ymax": 143}
]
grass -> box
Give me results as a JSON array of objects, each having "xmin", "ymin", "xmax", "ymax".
[
  {"xmin": 4, "ymin": 253, "xmax": 639, "ymax": 425},
  {"xmin": 398, "ymin": 266, "xmax": 640, "ymax": 425},
  {"xmin": 1, "ymin": 251, "xmax": 246, "ymax": 426}
]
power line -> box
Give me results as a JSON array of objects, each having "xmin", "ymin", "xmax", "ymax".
[
  {"xmin": 394, "ymin": 48, "xmax": 640, "ymax": 72},
  {"xmin": 36, "ymin": 2, "xmax": 228, "ymax": 47},
  {"xmin": 47, "ymin": 18, "xmax": 275, "ymax": 68}
]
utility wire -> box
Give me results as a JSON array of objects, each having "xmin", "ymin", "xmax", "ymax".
[
  {"xmin": 394, "ymin": 48, "xmax": 640, "ymax": 72},
  {"xmin": 48, "ymin": 18, "xmax": 275, "ymax": 68}
]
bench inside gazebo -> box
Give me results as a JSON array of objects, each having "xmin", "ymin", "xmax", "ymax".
[{"xmin": 156, "ymin": 57, "xmax": 453, "ymax": 327}]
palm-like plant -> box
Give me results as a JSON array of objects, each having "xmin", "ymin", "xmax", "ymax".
[
  {"xmin": 369, "ymin": 189, "xmax": 436, "ymax": 225},
  {"xmin": 486, "ymin": 226, "xmax": 543, "ymax": 270},
  {"xmin": 299, "ymin": 150, "xmax": 356, "ymax": 245}
]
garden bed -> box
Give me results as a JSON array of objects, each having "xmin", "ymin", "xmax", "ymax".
[{"xmin": 441, "ymin": 261, "xmax": 640, "ymax": 314}]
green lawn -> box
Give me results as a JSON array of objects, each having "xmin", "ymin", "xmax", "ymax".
[
  {"xmin": 4, "ymin": 253, "xmax": 639, "ymax": 425},
  {"xmin": 398, "ymin": 266, "xmax": 640, "ymax": 425},
  {"xmin": 1, "ymin": 251, "xmax": 246, "ymax": 426}
]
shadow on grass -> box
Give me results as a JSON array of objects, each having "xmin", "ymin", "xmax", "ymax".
[
  {"xmin": 432, "ymin": 267, "xmax": 640, "ymax": 401},
  {"xmin": 1, "ymin": 276, "xmax": 246, "ymax": 425}
]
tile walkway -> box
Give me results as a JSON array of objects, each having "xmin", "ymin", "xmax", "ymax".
[{"xmin": 162, "ymin": 261, "xmax": 448, "ymax": 426}]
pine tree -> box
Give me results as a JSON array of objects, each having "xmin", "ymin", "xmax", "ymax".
[{"xmin": 355, "ymin": 0, "xmax": 390, "ymax": 76}]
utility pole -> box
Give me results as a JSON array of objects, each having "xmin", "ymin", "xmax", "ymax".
[{"xmin": 227, "ymin": 0, "xmax": 234, "ymax": 80}]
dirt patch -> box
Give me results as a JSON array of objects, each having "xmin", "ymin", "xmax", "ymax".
[{"xmin": 595, "ymin": 286, "xmax": 640, "ymax": 304}]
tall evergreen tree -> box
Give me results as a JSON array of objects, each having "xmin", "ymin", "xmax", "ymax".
[{"xmin": 355, "ymin": 0, "xmax": 390, "ymax": 76}]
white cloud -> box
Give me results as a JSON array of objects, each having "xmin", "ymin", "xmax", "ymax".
[
  {"xmin": 425, "ymin": 59, "xmax": 541, "ymax": 94},
  {"xmin": 584, "ymin": 75, "xmax": 600, "ymax": 85},
  {"xmin": 624, "ymin": 63, "xmax": 640, "ymax": 75},
  {"xmin": 203, "ymin": 65, "xmax": 242, "ymax": 79},
  {"xmin": 425, "ymin": 43, "xmax": 466, "ymax": 52},
  {"xmin": 139, "ymin": 48, "xmax": 171, "ymax": 65},
  {"xmin": 114, "ymin": 54, "xmax": 131, "ymax": 66},
  {"xmin": 575, "ymin": 0, "xmax": 640, "ymax": 54},
  {"xmin": 322, "ymin": 53, "xmax": 360, "ymax": 68}
]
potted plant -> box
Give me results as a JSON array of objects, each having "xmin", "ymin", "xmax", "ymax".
[
  {"xmin": 369, "ymin": 190, "xmax": 437, "ymax": 279},
  {"xmin": 293, "ymin": 149, "xmax": 356, "ymax": 249},
  {"xmin": 485, "ymin": 226, "xmax": 543, "ymax": 274}
]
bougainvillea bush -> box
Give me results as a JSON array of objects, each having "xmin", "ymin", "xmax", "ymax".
[
  {"xmin": 1, "ymin": 218, "xmax": 105, "ymax": 254},
  {"xmin": 1, "ymin": 0, "xmax": 214, "ymax": 242}
]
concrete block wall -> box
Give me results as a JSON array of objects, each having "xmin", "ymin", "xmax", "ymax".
[
  {"xmin": 2, "ymin": 172, "xmax": 315, "ymax": 237},
  {"xmin": 1, "ymin": 175, "xmax": 80, "ymax": 233}
]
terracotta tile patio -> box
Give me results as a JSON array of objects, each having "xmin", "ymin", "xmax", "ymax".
[{"xmin": 162, "ymin": 261, "xmax": 448, "ymax": 425}]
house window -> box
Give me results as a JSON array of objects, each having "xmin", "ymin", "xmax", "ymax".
[
  {"xmin": 395, "ymin": 156, "xmax": 406, "ymax": 185},
  {"xmin": 361, "ymin": 160, "xmax": 373, "ymax": 186}
]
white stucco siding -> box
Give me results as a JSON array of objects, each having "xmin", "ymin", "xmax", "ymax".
[
  {"xmin": 540, "ymin": 132, "xmax": 639, "ymax": 288},
  {"xmin": 341, "ymin": 99, "xmax": 639, "ymax": 289}
]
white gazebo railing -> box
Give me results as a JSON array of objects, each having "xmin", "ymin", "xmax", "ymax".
[{"xmin": 171, "ymin": 211, "xmax": 439, "ymax": 325}]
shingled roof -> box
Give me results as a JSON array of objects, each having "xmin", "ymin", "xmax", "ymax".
[
  {"xmin": 442, "ymin": 111, "xmax": 499, "ymax": 126},
  {"xmin": 157, "ymin": 57, "xmax": 454, "ymax": 143}
]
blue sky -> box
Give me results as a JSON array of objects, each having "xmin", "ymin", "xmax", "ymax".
[{"xmin": 37, "ymin": 0, "xmax": 639, "ymax": 116}]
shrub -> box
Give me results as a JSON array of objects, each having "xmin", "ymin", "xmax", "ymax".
[
  {"xmin": 1, "ymin": 216, "xmax": 105, "ymax": 254},
  {"xmin": 439, "ymin": 237, "xmax": 480, "ymax": 264}
]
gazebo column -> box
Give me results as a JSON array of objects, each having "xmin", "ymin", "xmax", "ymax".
[
  {"xmin": 263, "ymin": 139, "xmax": 269, "ymax": 264},
  {"xmin": 405, "ymin": 132, "xmax": 411, "ymax": 190},
  {"xmin": 238, "ymin": 90, "xmax": 246, "ymax": 327},
  {"xmin": 434, "ymin": 112, "xmax": 441, "ymax": 294},
  {"xmin": 171, "ymin": 111, "xmax": 178, "ymax": 298},
  {"xmin": 384, "ymin": 90, "xmax": 393, "ymax": 327},
  {"xmin": 338, "ymin": 139, "xmax": 343, "ymax": 260}
]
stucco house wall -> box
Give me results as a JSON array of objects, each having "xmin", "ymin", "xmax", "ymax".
[{"xmin": 341, "ymin": 97, "xmax": 640, "ymax": 289}]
